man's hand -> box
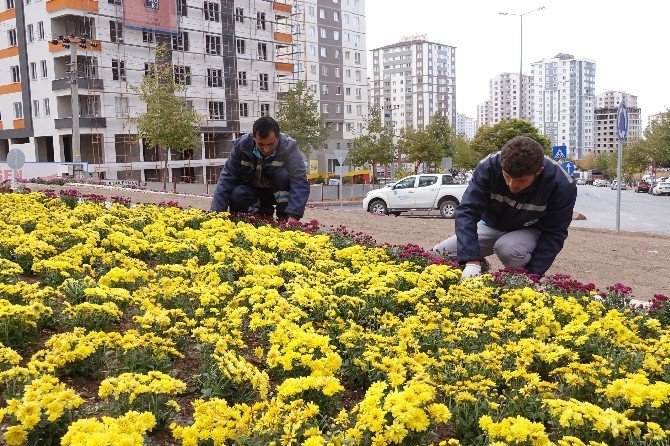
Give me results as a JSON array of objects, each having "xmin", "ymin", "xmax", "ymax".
[{"xmin": 461, "ymin": 262, "xmax": 482, "ymax": 280}]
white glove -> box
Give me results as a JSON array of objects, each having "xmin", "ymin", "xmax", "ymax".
[{"xmin": 461, "ymin": 263, "xmax": 482, "ymax": 280}]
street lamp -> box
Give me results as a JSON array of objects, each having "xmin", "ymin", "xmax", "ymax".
[{"xmin": 499, "ymin": 6, "xmax": 545, "ymax": 120}]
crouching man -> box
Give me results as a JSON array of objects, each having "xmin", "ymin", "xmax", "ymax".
[
  {"xmin": 431, "ymin": 136, "xmax": 577, "ymax": 280},
  {"xmin": 210, "ymin": 116, "xmax": 310, "ymax": 222}
]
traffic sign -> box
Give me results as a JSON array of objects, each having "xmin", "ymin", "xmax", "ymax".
[
  {"xmin": 552, "ymin": 145, "xmax": 567, "ymax": 160},
  {"xmin": 562, "ymin": 161, "xmax": 575, "ymax": 176},
  {"xmin": 617, "ymin": 101, "xmax": 628, "ymax": 142},
  {"xmin": 332, "ymin": 149, "xmax": 348, "ymax": 166},
  {"xmin": 6, "ymin": 149, "xmax": 25, "ymax": 170}
]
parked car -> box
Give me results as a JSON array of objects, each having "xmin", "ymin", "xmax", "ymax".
[
  {"xmin": 363, "ymin": 173, "xmax": 467, "ymax": 219},
  {"xmin": 610, "ymin": 180, "xmax": 627, "ymax": 190},
  {"xmin": 651, "ymin": 181, "xmax": 670, "ymax": 196},
  {"xmin": 634, "ymin": 181, "xmax": 650, "ymax": 193},
  {"xmin": 576, "ymin": 178, "xmax": 587, "ymax": 185},
  {"xmin": 593, "ymin": 179, "xmax": 609, "ymax": 187}
]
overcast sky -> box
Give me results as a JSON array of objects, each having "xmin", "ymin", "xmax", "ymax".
[{"xmin": 365, "ymin": 0, "xmax": 667, "ymax": 127}]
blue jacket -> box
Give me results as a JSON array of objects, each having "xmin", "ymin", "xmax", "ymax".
[
  {"xmin": 210, "ymin": 133, "xmax": 310, "ymax": 218},
  {"xmin": 455, "ymin": 152, "xmax": 577, "ymax": 275}
]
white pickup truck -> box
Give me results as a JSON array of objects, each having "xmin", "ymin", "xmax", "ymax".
[{"xmin": 363, "ymin": 173, "xmax": 468, "ymax": 219}]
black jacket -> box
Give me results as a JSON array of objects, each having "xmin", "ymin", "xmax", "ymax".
[
  {"xmin": 210, "ymin": 133, "xmax": 310, "ymax": 218},
  {"xmin": 455, "ymin": 152, "xmax": 577, "ymax": 275}
]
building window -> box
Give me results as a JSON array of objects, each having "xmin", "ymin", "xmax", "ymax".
[
  {"xmin": 256, "ymin": 12, "xmax": 266, "ymax": 30},
  {"xmin": 237, "ymin": 71, "xmax": 247, "ymax": 86},
  {"xmin": 257, "ymin": 43, "xmax": 267, "ymax": 60},
  {"xmin": 13, "ymin": 102, "xmax": 23, "ymax": 119},
  {"xmin": 142, "ymin": 30, "xmax": 155, "ymax": 43},
  {"xmin": 43, "ymin": 98, "xmax": 50, "ymax": 116},
  {"xmin": 319, "ymin": 8, "xmax": 324, "ymax": 19},
  {"xmin": 209, "ymin": 101, "xmax": 225, "ymax": 120},
  {"xmin": 333, "ymin": 11, "xmax": 339, "ymax": 21},
  {"xmin": 144, "ymin": 62, "xmax": 155, "ymax": 76},
  {"xmin": 333, "ymin": 30, "xmax": 339, "ymax": 41},
  {"xmin": 239, "ymin": 102, "xmax": 248, "ymax": 117},
  {"xmin": 236, "ymin": 39, "xmax": 245, "ymax": 54},
  {"xmin": 322, "ymin": 103, "xmax": 328, "ymax": 113},
  {"xmin": 319, "ymin": 27, "xmax": 326, "ymax": 38},
  {"xmin": 27, "ymin": 24, "xmax": 34, "ymax": 43},
  {"xmin": 259, "ymin": 73, "xmax": 268, "ymax": 91},
  {"xmin": 8, "ymin": 29, "xmax": 17, "ymax": 46},
  {"xmin": 33, "ymin": 100, "xmax": 40, "ymax": 117},
  {"xmin": 204, "ymin": 1, "xmax": 220, "ymax": 21},
  {"xmin": 260, "ymin": 103, "xmax": 270, "ymax": 116},
  {"xmin": 321, "ymin": 84, "xmax": 328, "ymax": 95},
  {"xmin": 110, "ymin": 21, "xmax": 122, "ymax": 43},
  {"xmin": 176, "ymin": 0, "xmax": 187, "ymax": 16},
  {"xmin": 111, "ymin": 59, "xmax": 126, "ymax": 81},
  {"xmin": 108, "ymin": 0, "xmax": 121, "ymax": 4},
  {"xmin": 10, "ymin": 65, "xmax": 20, "ymax": 83},
  {"xmin": 206, "ymin": 34, "xmax": 221, "ymax": 55},
  {"xmin": 37, "ymin": 21, "xmax": 45, "ymax": 40},
  {"xmin": 354, "ymin": 52, "xmax": 361, "ymax": 64},
  {"xmin": 235, "ymin": 7, "xmax": 244, "ymax": 22},
  {"xmin": 115, "ymin": 97, "xmax": 129, "ymax": 117},
  {"xmin": 334, "ymin": 48, "xmax": 340, "ymax": 59},
  {"xmin": 29, "ymin": 62, "xmax": 37, "ymax": 80},
  {"xmin": 173, "ymin": 65, "xmax": 191, "ymax": 85},
  {"xmin": 6, "ymin": 0, "xmax": 15, "ymax": 7},
  {"xmin": 207, "ymin": 68, "xmax": 223, "ymax": 87},
  {"xmin": 171, "ymin": 32, "xmax": 189, "ymax": 51},
  {"xmin": 320, "ymin": 46, "xmax": 326, "ymax": 57}
]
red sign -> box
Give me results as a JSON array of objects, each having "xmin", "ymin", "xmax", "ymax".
[{"xmin": 124, "ymin": 0, "xmax": 177, "ymax": 33}]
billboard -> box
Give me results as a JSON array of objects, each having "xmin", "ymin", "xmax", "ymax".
[
  {"xmin": 0, "ymin": 162, "xmax": 89, "ymax": 181},
  {"xmin": 124, "ymin": 0, "xmax": 177, "ymax": 33}
]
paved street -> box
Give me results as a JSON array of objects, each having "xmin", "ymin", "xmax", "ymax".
[{"xmin": 323, "ymin": 184, "xmax": 670, "ymax": 235}]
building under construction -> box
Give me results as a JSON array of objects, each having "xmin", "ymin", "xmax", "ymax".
[{"xmin": 0, "ymin": 0, "xmax": 368, "ymax": 182}]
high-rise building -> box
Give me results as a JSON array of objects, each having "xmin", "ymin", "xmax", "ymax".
[
  {"xmin": 455, "ymin": 113, "xmax": 475, "ymax": 141},
  {"xmin": 531, "ymin": 53, "xmax": 596, "ymax": 159},
  {"xmin": 480, "ymin": 72, "xmax": 532, "ymax": 126},
  {"xmin": 476, "ymin": 100, "xmax": 491, "ymax": 130},
  {"xmin": 370, "ymin": 35, "xmax": 456, "ymax": 135},
  {"xmin": 593, "ymin": 91, "xmax": 641, "ymax": 154},
  {"xmin": 0, "ymin": 0, "xmax": 367, "ymax": 181},
  {"xmin": 648, "ymin": 112, "xmax": 666, "ymax": 128}
]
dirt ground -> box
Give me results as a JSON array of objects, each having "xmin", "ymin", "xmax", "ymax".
[{"xmin": 24, "ymin": 183, "xmax": 670, "ymax": 301}]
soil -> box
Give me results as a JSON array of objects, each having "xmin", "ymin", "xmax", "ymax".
[{"xmin": 24, "ymin": 183, "xmax": 670, "ymax": 302}]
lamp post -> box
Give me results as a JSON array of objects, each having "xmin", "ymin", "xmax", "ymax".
[
  {"xmin": 50, "ymin": 35, "xmax": 98, "ymax": 168},
  {"xmin": 499, "ymin": 6, "xmax": 545, "ymax": 120}
]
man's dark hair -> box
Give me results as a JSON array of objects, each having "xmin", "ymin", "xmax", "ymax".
[
  {"xmin": 253, "ymin": 116, "xmax": 281, "ymax": 139},
  {"xmin": 500, "ymin": 136, "xmax": 544, "ymax": 177}
]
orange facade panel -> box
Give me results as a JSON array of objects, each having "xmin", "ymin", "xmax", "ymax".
[
  {"xmin": 0, "ymin": 8, "xmax": 16, "ymax": 22},
  {"xmin": 0, "ymin": 83, "xmax": 21, "ymax": 95},
  {"xmin": 275, "ymin": 62, "xmax": 294, "ymax": 72},
  {"xmin": 0, "ymin": 121, "xmax": 3, "ymax": 131},
  {"xmin": 274, "ymin": 32, "xmax": 292, "ymax": 43},
  {"xmin": 13, "ymin": 119, "xmax": 25, "ymax": 129},
  {"xmin": 49, "ymin": 39, "xmax": 101, "ymax": 52},
  {"xmin": 272, "ymin": 2, "xmax": 292, "ymax": 13},
  {"xmin": 0, "ymin": 46, "xmax": 19, "ymax": 59},
  {"xmin": 46, "ymin": 0, "xmax": 98, "ymax": 13}
]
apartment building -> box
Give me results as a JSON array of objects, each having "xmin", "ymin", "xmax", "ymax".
[
  {"xmin": 531, "ymin": 53, "xmax": 596, "ymax": 159},
  {"xmin": 477, "ymin": 72, "xmax": 532, "ymax": 127},
  {"xmin": 370, "ymin": 35, "xmax": 456, "ymax": 135},
  {"xmin": 0, "ymin": 0, "xmax": 366, "ymax": 181},
  {"xmin": 455, "ymin": 113, "xmax": 475, "ymax": 141},
  {"xmin": 476, "ymin": 100, "xmax": 490, "ymax": 130},
  {"xmin": 593, "ymin": 91, "xmax": 641, "ymax": 154},
  {"xmin": 299, "ymin": 0, "xmax": 368, "ymax": 174}
]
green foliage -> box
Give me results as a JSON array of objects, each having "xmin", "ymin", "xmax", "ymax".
[
  {"xmin": 347, "ymin": 108, "xmax": 395, "ymax": 175},
  {"xmin": 398, "ymin": 113, "xmax": 453, "ymax": 173},
  {"xmin": 642, "ymin": 110, "xmax": 670, "ymax": 165},
  {"xmin": 131, "ymin": 44, "xmax": 203, "ymax": 190},
  {"xmin": 593, "ymin": 152, "xmax": 617, "ymax": 178},
  {"xmin": 452, "ymin": 134, "xmax": 481, "ymax": 169},
  {"xmin": 470, "ymin": 119, "xmax": 552, "ymax": 158},
  {"xmin": 275, "ymin": 80, "xmax": 330, "ymax": 159}
]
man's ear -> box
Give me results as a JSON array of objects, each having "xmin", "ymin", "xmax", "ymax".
[{"xmin": 536, "ymin": 166, "xmax": 545, "ymax": 176}]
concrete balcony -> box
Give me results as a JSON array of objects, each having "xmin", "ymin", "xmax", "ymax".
[
  {"xmin": 52, "ymin": 77, "xmax": 104, "ymax": 91},
  {"xmin": 55, "ymin": 117, "xmax": 106, "ymax": 129}
]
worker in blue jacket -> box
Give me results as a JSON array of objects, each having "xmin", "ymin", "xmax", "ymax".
[
  {"xmin": 432, "ymin": 136, "xmax": 577, "ymax": 279},
  {"xmin": 210, "ymin": 116, "xmax": 310, "ymax": 222}
]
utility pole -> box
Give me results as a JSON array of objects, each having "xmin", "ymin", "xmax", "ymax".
[{"xmin": 51, "ymin": 35, "xmax": 97, "ymax": 174}]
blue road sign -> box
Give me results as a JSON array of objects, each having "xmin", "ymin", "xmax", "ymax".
[
  {"xmin": 552, "ymin": 145, "xmax": 567, "ymax": 160},
  {"xmin": 562, "ymin": 161, "xmax": 575, "ymax": 176},
  {"xmin": 617, "ymin": 101, "xmax": 628, "ymax": 142}
]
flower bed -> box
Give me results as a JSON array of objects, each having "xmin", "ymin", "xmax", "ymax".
[{"xmin": 0, "ymin": 192, "xmax": 668, "ymax": 445}]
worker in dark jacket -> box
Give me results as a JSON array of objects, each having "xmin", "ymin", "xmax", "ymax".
[
  {"xmin": 210, "ymin": 116, "xmax": 310, "ymax": 222},
  {"xmin": 431, "ymin": 136, "xmax": 577, "ymax": 279}
]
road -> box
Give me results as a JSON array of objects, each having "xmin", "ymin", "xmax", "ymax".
[{"xmin": 324, "ymin": 185, "xmax": 670, "ymax": 235}]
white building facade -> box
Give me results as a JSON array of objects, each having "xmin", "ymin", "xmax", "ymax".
[
  {"xmin": 0, "ymin": 0, "xmax": 367, "ymax": 181},
  {"xmin": 479, "ymin": 72, "xmax": 532, "ymax": 127},
  {"xmin": 531, "ymin": 53, "xmax": 596, "ymax": 159},
  {"xmin": 370, "ymin": 35, "xmax": 456, "ymax": 135},
  {"xmin": 455, "ymin": 113, "xmax": 475, "ymax": 140},
  {"xmin": 593, "ymin": 91, "xmax": 641, "ymax": 154}
]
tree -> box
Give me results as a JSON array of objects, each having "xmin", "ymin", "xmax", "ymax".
[
  {"xmin": 275, "ymin": 80, "xmax": 330, "ymax": 160},
  {"xmin": 131, "ymin": 44, "xmax": 203, "ymax": 191},
  {"xmin": 470, "ymin": 119, "xmax": 552, "ymax": 158},
  {"xmin": 347, "ymin": 108, "xmax": 395, "ymax": 178},
  {"xmin": 623, "ymin": 139, "xmax": 655, "ymax": 176},
  {"xmin": 424, "ymin": 112, "xmax": 453, "ymax": 161},
  {"xmin": 642, "ymin": 110, "xmax": 670, "ymax": 166},
  {"xmin": 594, "ymin": 152, "xmax": 617, "ymax": 179},
  {"xmin": 452, "ymin": 134, "xmax": 480, "ymax": 169},
  {"xmin": 400, "ymin": 114, "xmax": 454, "ymax": 173}
]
